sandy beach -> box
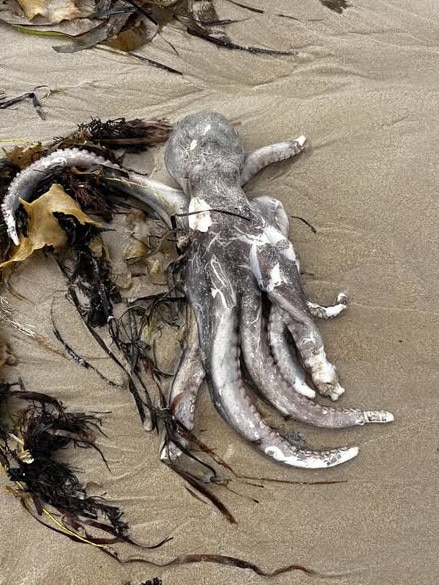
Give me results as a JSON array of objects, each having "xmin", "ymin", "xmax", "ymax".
[{"xmin": 1, "ymin": 1, "xmax": 439, "ymax": 584}]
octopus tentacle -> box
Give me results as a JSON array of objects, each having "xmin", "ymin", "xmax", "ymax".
[
  {"xmin": 209, "ymin": 295, "xmax": 358, "ymax": 469},
  {"xmin": 249, "ymin": 237, "xmax": 345, "ymax": 401},
  {"xmin": 251, "ymin": 196, "xmax": 346, "ymax": 397},
  {"xmin": 250, "ymin": 195, "xmax": 315, "ymax": 398},
  {"xmin": 267, "ymin": 308, "xmax": 316, "ymax": 399},
  {"xmin": 239, "ymin": 278, "xmax": 390, "ymax": 427},
  {"xmin": 241, "ymin": 136, "xmax": 306, "ymax": 185},
  {"xmin": 100, "ymin": 167, "xmax": 188, "ymax": 227},
  {"xmin": 2, "ymin": 148, "xmax": 118, "ymax": 244},
  {"xmin": 161, "ymin": 306, "xmax": 205, "ymax": 462},
  {"xmin": 1, "ymin": 148, "xmax": 188, "ymax": 244},
  {"xmin": 307, "ymin": 293, "xmax": 348, "ymax": 319},
  {"xmin": 269, "ymin": 284, "xmax": 345, "ymax": 401},
  {"xmin": 251, "ymin": 195, "xmax": 290, "ymax": 243}
]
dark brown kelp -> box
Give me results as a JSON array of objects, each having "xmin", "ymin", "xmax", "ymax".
[
  {"xmin": 56, "ymin": 117, "xmax": 172, "ymax": 152},
  {"xmin": 0, "ymin": 87, "xmax": 46, "ymax": 119},
  {"xmin": 319, "ymin": 0, "xmax": 350, "ymax": 13},
  {"xmin": 0, "ymin": 381, "xmax": 132, "ymax": 544}
]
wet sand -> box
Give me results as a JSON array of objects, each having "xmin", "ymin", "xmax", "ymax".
[{"xmin": 1, "ymin": 1, "xmax": 439, "ymax": 584}]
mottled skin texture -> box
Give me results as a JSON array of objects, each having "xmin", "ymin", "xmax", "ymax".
[
  {"xmin": 161, "ymin": 112, "xmax": 393, "ymax": 468},
  {"xmin": 1, "ymin": 111, "xmax": 393, "ymax": 469}
]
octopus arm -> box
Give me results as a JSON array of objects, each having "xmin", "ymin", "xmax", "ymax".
[
  {"xmin": 240, "ymin": 280, "xmax": 385, "ymax": 427},
  {"xmin": 250, "ymin": 196, "xmax": 315, "ymax": 398},
  {"xmin": 161, "ymin": 306, "xmax": 205, "ymax": 462},
  {"xmin": 267, "ymin": 307, "xmax": 316, "ymax": 399},
  {"xmin": 241, "ymin": 136, "xmax": 306, "ymax": 186},
  {"xmin": 100, "ymin": 167, "xmax": 188, "ymax": 227},
  {"xmin": 1, "ymin": 148, "xmax": 189, "ymax": 244},
  {"xmin": 208, "ymin": 296, "xmax": 358, "ymax": 469},
  {"xmin": 2, "ymin": 148, "xmax": 121, "ymax": 244}
]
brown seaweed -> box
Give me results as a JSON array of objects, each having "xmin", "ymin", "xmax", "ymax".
[
  {"xmin": 71, "ymin": 117, "xmax": 172, "ymax": 151},
  {"xmin": 0, "ymin": 87, "xmax": 46, "ymax": 120},
  {"xmin": 319, "ymin": 0, "xmax": 350, "ymax": 13},
  {"xmin": 1, "ymin": 0, "xmax": 299, "ymax": 58},
  {"xmin": 0, "ymin": 381, "xmax": 132, "ymax": 542}
]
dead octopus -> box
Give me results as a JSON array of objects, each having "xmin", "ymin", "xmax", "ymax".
[{"xmin": 1, "ymin": 111, "xmax": 393, "ymax": 469}]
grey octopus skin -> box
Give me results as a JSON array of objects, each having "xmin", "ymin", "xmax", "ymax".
[{"xmin": 1, "ymin": 112, "xmax": 394, "ymax": 469}]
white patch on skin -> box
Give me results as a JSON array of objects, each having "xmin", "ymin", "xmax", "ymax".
[
  {"xmin": 296, "ymin": 135, "xmax": 306, "ymax": 148},
  {"xmin": 211, "ymin": 288, "xmax": 228, "ymax": 308},
  {"xmin": 189, "ymin": 197, "xmax": 212, "ymax": 232},
  {"xmin": 294, "ymin": 380, "xmax": 316, "ymax": 399},
  {"xmin": 5, "ymin": 214, "xmax": 19, "ymax": 245},
  {"xmin": 304, "ymin": 346, "xmax": 345, "ymax": 401},
  {"xmin": 307, "ymin": 301, "xmax": 347, "ymax": 318},
  {"xmin": 266, "ymin": 262, "xmax": 283, "ymax": 292},
  {"xmin": 264, "ymin": 445, "xmax": 359, "ymax": 469},
  {"xmin": 189, "ymin": 139, "xmax": 198, "ymax": 151},
  {"xmin": 264, "ymin": 224, "xmax": 297, "ymax": 263},
  {"xmin": 249, "ymin": 243, "xmax": 262, "ymax": 286}
]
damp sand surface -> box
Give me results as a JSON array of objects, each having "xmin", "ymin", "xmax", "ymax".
[{"xmin": 1, "ymin": 1, "xmax": 439, "ymax": 584}]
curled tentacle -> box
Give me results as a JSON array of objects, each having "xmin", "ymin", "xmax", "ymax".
[
  {"xmin": 2, "ymin": 148, "xmax": 120, "ymax": 244},
  {"xmin": 239, "ymin": 277, "xmax": 391, "ymax": 427},
  {"xmin": 1, "ymin": 148, "xmax": 190, "ymax": 244},
  {"xmin": 241, "ymin": 136, "xmax": 306, "ymax": 186},
  {"xmin": 307, "ymin": 293, "xmax": 348, "ymax": 319},
  {"xmin": 208, "ymin": 294, "xmax": 358, "ymax": 469},
  {"xmin": 251, "ymin": 196, "xmax": 315, "ymax": 398}
]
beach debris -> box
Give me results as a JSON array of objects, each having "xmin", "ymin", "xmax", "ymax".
[
  {"xmin": 65, "ymin": 117, "xmax": 172, "ymax": 151},
  {"xmin": 319, "ymin": 0, "xmax": 350, "ymax": 13},
  {"xmin": 0, "ymin": 0, "xmax": 297, "ymax": 58},
  {"xmin": 0, "ymin": 87, "xmax": 47, "ymax": 120},
  {"xmin": 16, "ymin": 0, "xmax": 80, "ymax": 22},
  {"xmin": 0, "ymin": 381, "xmax": 146, "ymax": 548},
  {"xmin": 0, "ymin": 116, "xmax": 172, "ymax": 259}
]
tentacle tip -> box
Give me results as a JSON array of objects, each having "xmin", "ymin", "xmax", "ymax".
[
  {"xmin": 295, "ymin": 383, "xmax": 317, "ymax": 399},
  {"xmin": 296, "ymin": 135, "xmax": 307, "ymax": 148},
  {"xmin": 363, "ymin": 410, "xmax": 394, "ymax": 424},
  {"xmin": 329, "ymin": 385, "xmax": 345, "ymax": 401},
  {"xmin": 265, "ymin": 444, "xmax": 359, "ymax": 469},
  {"xmin": 308, "ymin": 445, "xmax": 359, "ymax": 469},
  {"xmin": 336, "ymin": 293, "xmax": 348, "ymax": 308},
  {"xmin": 336, "ymin": 446, "xmax": 359, "ymax": 465}
]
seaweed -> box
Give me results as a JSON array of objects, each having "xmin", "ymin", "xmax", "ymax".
[
  {"xmin": 319, "ymin": 0, "xmax": 350, "ymax": 13},
  {"xmin": 0, "ymin": 381, "xmax": 135, "ymax": 545},
  {"xmin": 59, "ymin": 117, "xmax": 172, "ymax": 153},
  {"xmin": 0, "ymin": 0, "xmax": 299, "ymax": 57},
  {"xmin": 0, "ymin": 87, "xmax": 46, "ymax": 120}
]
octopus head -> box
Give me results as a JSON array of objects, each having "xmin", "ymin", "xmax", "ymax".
[{"xmin": 164, "ymin": 111, "xmax": 244, "ymax": 194}]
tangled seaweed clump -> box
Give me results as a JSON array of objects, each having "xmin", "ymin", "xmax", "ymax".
[{"xmin": 0, "ymin": 382, "xmax": 132, "ymax": 543}]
